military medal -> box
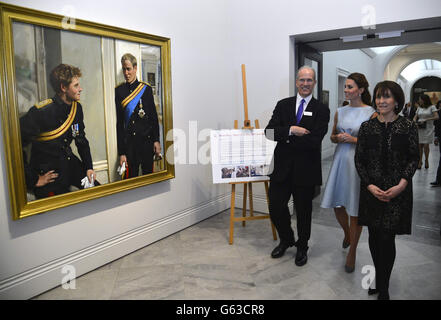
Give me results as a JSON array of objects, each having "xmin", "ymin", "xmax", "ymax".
[
  {"xmin": 71, "ymin": 123, "xmax": 79, "ymax": 137},
  {"xmin": 138, "ymin": 100, "xmax": 145, "ymax": 118}
]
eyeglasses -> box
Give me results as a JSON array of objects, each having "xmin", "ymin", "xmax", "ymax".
[{"xmin": 297, "ymin": 78, "xmax": 314, "ymax": 83}]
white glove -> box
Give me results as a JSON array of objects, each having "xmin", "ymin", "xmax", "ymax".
[
  {"xmin": 117, "ymin": 162, "xmax": 126, "ymax": 176},
  {"xmin": 81, "ymin": 174, "xmax": 95, "ymax": 189}
]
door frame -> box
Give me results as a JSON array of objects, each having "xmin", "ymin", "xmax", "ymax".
[{"xmin": 295, "ymin": 42, "xmax": 323, "ymax": 103}]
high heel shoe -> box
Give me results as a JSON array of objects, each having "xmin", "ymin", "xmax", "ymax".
[
  {"xmin": 344, "ymin": 253, "xmax": 355, "ymax": 273},
  {"xmin": 344, "ymin": 265, "xmax": 355, "ymax": 273},
  {"xmin": 417, "ymin": 161, "xmax": 422, "ymax": 169},
  {"xmin": 342, "ymin": 239, "xmax": 350, "ymax": 249},
  {"xmin": 425, "ymin": 160, "xmax": 429, "ymax": 169}
]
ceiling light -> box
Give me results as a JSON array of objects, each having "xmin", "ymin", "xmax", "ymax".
[
  {"xmin": 340, "ymin": 35, "xmax": 365, "ymax": 42},
  {"xmin": 376, "ymin": 30, "xmax": 404, "ymax": 39}
]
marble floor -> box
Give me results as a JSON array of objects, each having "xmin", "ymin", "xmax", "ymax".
[{"xmin": 33, "ymin": 149, "xmax": 441, "ymax": 300}]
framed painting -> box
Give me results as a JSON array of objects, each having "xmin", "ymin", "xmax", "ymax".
[{"xmin": 0, "ymin": 3, "xmax": 175, "ymax": 219}]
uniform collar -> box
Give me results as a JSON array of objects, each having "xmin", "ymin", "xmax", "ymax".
[
  {"xmin": 127, "ymin": 78, "xmax": 140, "ymax": 91},
  {"xmin": 54, "ymin": 94, "xmax": 73, "ymax": 115}
]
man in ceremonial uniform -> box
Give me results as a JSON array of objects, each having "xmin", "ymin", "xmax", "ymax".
[
  {"xmin": 115, "ymin": 53, "xmax": 161, "ymax": 178},
  {"xmin": 20, "ymin": 64, "xmax": 97, "ymax": 199}
]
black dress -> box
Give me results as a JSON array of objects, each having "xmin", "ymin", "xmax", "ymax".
[{"xmin": 354, "ymin": 116, "xmax": 419, "ymax": 235}]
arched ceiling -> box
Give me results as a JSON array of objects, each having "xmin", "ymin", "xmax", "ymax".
[{"xmin": 383, "ymin": 42, "xmax": 441, "ymax": 81}]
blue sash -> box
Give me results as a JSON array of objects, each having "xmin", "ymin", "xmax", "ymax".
[{"xmin": 124, "ymin": 85, "xmax": 147, "ymax": 127}]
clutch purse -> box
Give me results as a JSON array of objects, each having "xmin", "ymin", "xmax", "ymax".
[{"xmin": 417, "ymin": 121, "xmax": 427, "ymax": 129}]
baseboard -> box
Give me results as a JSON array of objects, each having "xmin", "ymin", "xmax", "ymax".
[{"xmin": 0, "ymin": 194, "xmax": 230, "ymax": 300}]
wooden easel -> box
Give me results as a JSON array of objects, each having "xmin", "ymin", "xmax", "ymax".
[{"xmin": 228, "ymin": 65, "xmax": 277, "ymax": 245}]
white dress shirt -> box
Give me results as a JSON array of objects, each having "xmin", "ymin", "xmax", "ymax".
[{"xmin": 289, "ymin": 93, "xmax": 313, "ymax": 136}]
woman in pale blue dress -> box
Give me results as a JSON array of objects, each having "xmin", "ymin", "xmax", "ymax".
[{"xmin": 321, "ymin": 73, "xmax": 376, "ymax": 273}]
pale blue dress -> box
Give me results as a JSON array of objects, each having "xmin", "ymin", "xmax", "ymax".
[{"xmin": 321, "ymin": 106, "xmax": 376, "ymax": 217}]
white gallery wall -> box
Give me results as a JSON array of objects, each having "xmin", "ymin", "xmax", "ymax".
[
  {"xmin": 1, "ymin": 0, "xmax": 441, "ymax": 299},
  {"xmin": 0, "ymin": 0, "xmax": 234, "ymax": 299}
]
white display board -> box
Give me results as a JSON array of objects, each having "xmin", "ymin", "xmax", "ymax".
[{"xmin": 210, "ymin": 129, "xmax": 276, "ymax": 184}]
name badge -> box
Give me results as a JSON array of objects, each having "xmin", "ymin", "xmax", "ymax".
[{"xmin": 303, "ymin": 111, "xmax": 313, "ymax": 116}]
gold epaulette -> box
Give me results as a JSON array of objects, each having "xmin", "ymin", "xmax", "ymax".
[
  {"xmin": 115, "ymin": 81, "xmax": 125, "ymax": 88},
  {"xmin": 140, "ymin": 80, "xmax": 151, "ymax": 87},
  {"xmin": 35, "ymin": 99, "xmax": 53, "ymax": 109}
]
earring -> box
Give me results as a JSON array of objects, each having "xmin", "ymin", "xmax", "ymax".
[{"xmin": 394, "ymin": 104, "xmax": 399, "ymax": 113}]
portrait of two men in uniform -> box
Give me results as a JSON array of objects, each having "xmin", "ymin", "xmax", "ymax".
[{"xmin": 19, "ymin": 53, "xmax": 162, "ymax": 200}]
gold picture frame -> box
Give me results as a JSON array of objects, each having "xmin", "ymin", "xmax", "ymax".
[{"xmin": 0, "ymin": 3, "xmax": 175, "ymax": 220}]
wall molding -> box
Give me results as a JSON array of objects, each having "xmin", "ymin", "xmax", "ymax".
[{"xmin": 0, "ymin": 193, "xmax": 230, "ymax": 300}]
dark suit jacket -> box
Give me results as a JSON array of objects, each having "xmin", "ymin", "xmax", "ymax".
[
  {"xmin": 265, "ymin": 96, "xmax": 330, "ymax": 186},
  {"xmin": 402, "ymin": 106, "xmax": 416, "ymax": 120},
  {"xmin": 435, "ymin": 109, "xmax": 441, "ymax": 138}
]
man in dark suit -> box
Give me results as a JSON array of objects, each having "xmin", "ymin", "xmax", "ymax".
[
  {"xmin": 431, "ymin": 104, "xmax": 441, "ymax": 187},
  {"xmin": 401, "ymin": 102, "xmax": 417, "ymax": 120},
  {"xmin": 265, "ymin": 66, "xmax": 330, "ymax": 266}
]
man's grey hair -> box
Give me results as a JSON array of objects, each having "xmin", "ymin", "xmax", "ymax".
[{"xmin": 296, "ymin": 65, "xmax": 316, "ymax": 81}]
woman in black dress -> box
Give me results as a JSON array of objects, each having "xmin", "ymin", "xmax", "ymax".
[{"xmin": 355, "ymin": 81, "xmax": 419, "ymax": 300}]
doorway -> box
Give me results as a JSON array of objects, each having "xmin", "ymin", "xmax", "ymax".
[
  {"xmin": 294, "ymin": 16, "xmax": 441, "ymax": 102},
  {"xmin": 292, "ymin": 16, "xmax": 441, "ymax": 242}
]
